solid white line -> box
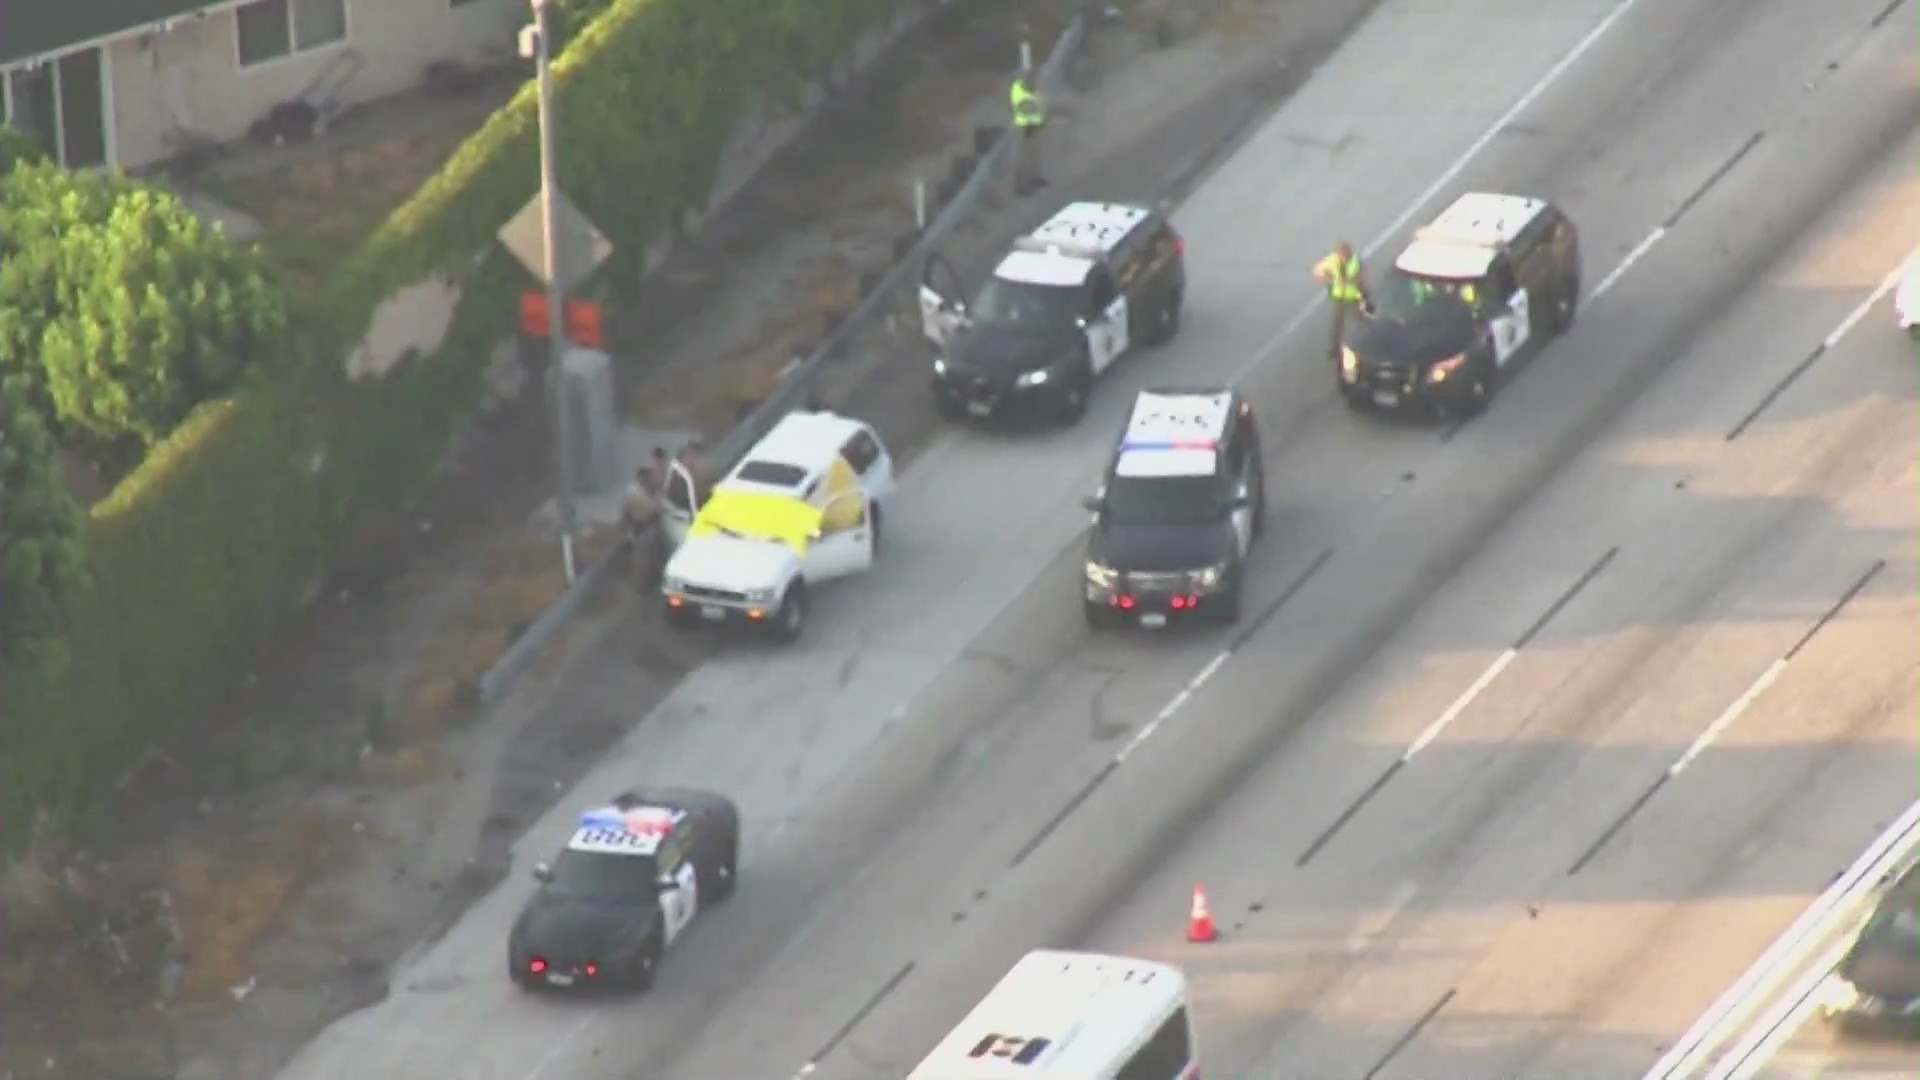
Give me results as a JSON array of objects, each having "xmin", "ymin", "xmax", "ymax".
[
  {"xmin": 1641, "ymin": 797, "xmax": 1920, "ymax": 1080},
  {"xmin": 1822, "ymin": 256, "xmax": 1911, "ymax": 350},
  {"xmin": 1190, "ymin": 650, "xmax": 1230, "ymax": 692},
  {"xmin": 1404, "ymin": 649, "xmax": 1517, "ymax": 761},
  {"xmin": 1591, "ymin": 226, "xmax": 1667, "ymax": 299},
  {"xmin": 1668, "ymin": 658, "xmax": 1786, "ymax": 777},
  {"xmin": 1710, "ymin": 934, "xmax": 1856, "ymax": 1080},
  {"xmin": 1229, "ymin": 0, "xmax": 1645, "ymax": 383},
  {"xmin": 523, "ymin": 1014, "xmax": 597, "ymax": 1080}
]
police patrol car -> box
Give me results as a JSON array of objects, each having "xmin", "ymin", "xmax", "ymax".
[
  {"xmin": 659, "ymin": 410, "xmax": 894, "ymax": 642},
  {"xmin": 919, "ymin": 200, "xmax": 1186, "ymax": 425},
  {"xmin": 1081, "ymin": 388, "xmax": 1264, "ymax": 630},
  {"xmin": 1340, "ymin": 191, "xmax": 1581, "ymax": 416},
  {"xmin": 507, "ymin": 787, "xmax": 740, "ymax": 993}
]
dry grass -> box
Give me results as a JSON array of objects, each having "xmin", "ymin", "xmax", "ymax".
[
  {"xmin": 166, "ymin": 805, "xmax": 339, "ymax": 1003},
  {"xmin": 213, "ymin": 127, "xmax": 473, "ymax": 291}
]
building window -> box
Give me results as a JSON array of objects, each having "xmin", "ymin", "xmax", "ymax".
[{"xmin": 236, "ymin": 0, "xmax": 348, "ymax": 68}]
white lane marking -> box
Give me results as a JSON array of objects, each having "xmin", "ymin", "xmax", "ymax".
[
  {"xmin": 1642, "ymin": 797, "xmax": 1920, "ymax": 1080},
  {"xmin": 1113, "ymin": 648, "xmax": 1240, "ymax": 762},
  {"xmin": 1591, "ymin": 226, "xmax": 1667, "ymax": 299},
  {"xmin": 1668, "ymin": 659, "xmax": 1786, "ymax": 777},
  {"xmin": 1404, "ymin": 649, "xmax": 1518, "ymax": 761},
  {"xmin": 522, "ymin": 1013, "xmax": 597, "ymax": 1080},
  {"xmin": 1190, "ymin": 650, "xmax": 1230, "ymax": 692},
  {"xmin": 1710, "ymin": 933, "xmax": 1857, "ymax": 1080},
  {"xmin": 1229, "ymin": 0, "xmax": 1645, "ymax": 383},
  {"xmin": 1344, "ymin": 878, "xmax": 1422, "ymax": 952},
  {"xmin": 1823, "ymin": 255, "xmax": 1910, "ymax": 349}
]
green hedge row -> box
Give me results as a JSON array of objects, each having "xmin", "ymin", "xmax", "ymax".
[{"xmin": 0, "ymin": 0, "xmax": 913, "ymax": 854}]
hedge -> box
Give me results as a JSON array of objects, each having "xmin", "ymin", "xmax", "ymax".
[{"xmin": 0, "ymin": 0, "xmax": 915, "ymax": 853}]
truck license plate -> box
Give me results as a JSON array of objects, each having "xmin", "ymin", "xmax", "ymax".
[
  {"xmin": 547, "ymin": 972, "xmax": 574, "ymax": 987},
  {"xmin": 700, "ymin": 605, "xmax": 726, "ymax": 622},
  {"xmin": 1373, "ymin": 389, "xmax": 1400, "ymax": 407},
  {"xmin": 967, "ymin": 401, "xmax": 993, "ymax": 417},
  {"xmin": 1139, "ymin": 613, "xmax": 1168, "ymax": 629}
]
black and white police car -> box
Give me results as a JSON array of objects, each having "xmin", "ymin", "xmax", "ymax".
[
  {"xmin": 508, "ymin": 788, "xmax": 740, "ymax": 993},
  {"xmin": 919, "ymin": 200, "xmax": 1186, "ymax": 425},
  {"xmin": 1339, "ymin": 191, "xmax": 1581, "ymax": 417},
  {"xmin": 1081, "ymin": 388, "xmax": 1265, "ymax": 629},
  {"xmin": 1815, "ymin": 857, "xmax": 1920, "ymax": 1032}
]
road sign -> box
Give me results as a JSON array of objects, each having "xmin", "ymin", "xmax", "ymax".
[{"xmin": 498, "ymin": 189, "xmax": 613, "ymax": 294}]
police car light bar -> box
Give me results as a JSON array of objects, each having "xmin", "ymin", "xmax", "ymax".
[
  {"xmin": 1122, "ymin": 438, "xmax": 1216, "ymax": 451},
  {"xmin": 580, "ymin": 806, "xmax": 673, "ymax": 834}
]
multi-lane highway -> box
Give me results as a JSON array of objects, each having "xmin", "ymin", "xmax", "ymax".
[{"xmin": 271, "ymin": 0, "xmax": 1919, "ymax": 1077}]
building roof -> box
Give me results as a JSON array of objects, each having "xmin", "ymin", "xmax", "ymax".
[{"xmin": 1, "ymin": 0, "xmax": 224, "ymax": 67}]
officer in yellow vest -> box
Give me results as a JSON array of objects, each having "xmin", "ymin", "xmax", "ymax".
[
  {"xmin": 1010, "ymin": 68, "xmax": 1048, "ymax": 195},
  {"xmin": 1312, "ymin": 241, "xmax": 1370, "ymax": 360}
]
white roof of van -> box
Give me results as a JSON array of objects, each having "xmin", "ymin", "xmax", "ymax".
[
  {"xmin": 722, "ymin": 410, "xmax": 865, "ymax": 493},
  {"xmin": 907, "ymin": 950, "xmax": 1188, "ymax": 1080}
]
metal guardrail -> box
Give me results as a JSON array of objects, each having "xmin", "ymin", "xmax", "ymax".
[{"xmin": 476, "ymin": 2, "xmax": 1090, "ymax": 706}]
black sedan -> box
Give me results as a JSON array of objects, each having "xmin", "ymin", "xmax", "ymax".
[{"xmin": 507, "ymin": 787, "xmax": 740, "ymax": 993}]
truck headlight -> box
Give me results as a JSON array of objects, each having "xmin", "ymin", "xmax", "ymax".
[
  {"xmin": 1016, "ymin": 368, "xmax": 1050, "ymax": 387},
  {"xmin": 1085, "ymin": 562, "xmax": 1117, "ymax": 588},
  {"xmin": 1340, "ymin": 346, "xmax": 1359, "ymax": 382},
  {"xmin": 1188, "ymin": 563, "xmax": 1226, "ymax": 589},
  {"xmin": 1427, "ymin": 352, "xmax": 1466, "ymax": 383},
  {"xmin": 1815, "ymin": 975, "xmax": 1860, "ymax": 1014}
]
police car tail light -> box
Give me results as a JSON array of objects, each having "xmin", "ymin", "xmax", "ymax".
[
  {"xmin": 1170, "ymin": 596, "xmax": 1188, "ymax": 610},
  {"xmin": 529, "ymin": 957, "xmax": 547, "ymax": 974},
  {"xmin": 584, "ymin": 962, "xmax": 598, "ymax": 977},
  {"xmin": 1117, "ymin": 595, "xmax": 1136, "ymax": 610}
]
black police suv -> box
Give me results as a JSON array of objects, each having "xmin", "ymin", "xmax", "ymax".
[
  {"xmin": 1082, "ymin": 389, "xmax": 1264, "ymax": 630},
  {"xmin": 1339, "ymin": 191, "xmax": 1580, "ymax": 417},
  {"xmin": 508, "ymin": 787, "xmax": 740, "ymax": 993},
  {"xmin": 1817, "ymin": 859, "xmax": 1920, "ymax": 1032},
  {"xmin": 920, "ymin": 200, "xmax": 1185, "ymax": 425}
]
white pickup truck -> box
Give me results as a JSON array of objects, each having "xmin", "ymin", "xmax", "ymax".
[{"xmin": 658, "ymin": 410, "xmax": 895, "ymax": 642}]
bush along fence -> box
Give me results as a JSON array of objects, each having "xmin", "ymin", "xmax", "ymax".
[
  {"xmin": 475, "ymin": 0, "xmax": 1093, "ymax": 706},
  {"xmin": 0, "ymin": 0, "xmax": 984, "ymax": 858}
]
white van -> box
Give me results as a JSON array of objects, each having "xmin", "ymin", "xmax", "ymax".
[
  {"xmin": 908, "ymin": 949, "xmax": 1200, "ymax": 1080},
  {"xmin": 659, "ymin": 410, "xmax": 895, "ymax": 642}
]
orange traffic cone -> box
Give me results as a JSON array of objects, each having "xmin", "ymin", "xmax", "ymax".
[{"xmin": 1187, "ymin": 883, "xmax": 1217, "ymax": 943}]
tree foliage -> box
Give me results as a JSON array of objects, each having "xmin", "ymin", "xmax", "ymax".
[
  {"xmin": 0, "ymin": 373, "xmax": 87, "ymax": 671},
  {"xmin": 0, "ymin": 163, "xmax": 292, "ymax": 468}
]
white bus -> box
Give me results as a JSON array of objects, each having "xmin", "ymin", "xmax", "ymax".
[{"xmin": 907, "ymin": 949, "xmax": 1200, "ymax": 1080}]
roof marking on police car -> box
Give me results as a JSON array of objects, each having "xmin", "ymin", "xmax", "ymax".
[{"xmin": 567, "ymin": 804, "xmax": 682, "ymax": 855}]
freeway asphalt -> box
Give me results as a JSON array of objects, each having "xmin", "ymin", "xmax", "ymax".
[{"xmin": 271, "ymin": 0, "xmax": 1920, "ymax": 1077}]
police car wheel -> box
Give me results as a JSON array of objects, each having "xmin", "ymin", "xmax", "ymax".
[
  {"xmin": 712, "ymin": 855, "xmax": 738, "ymax": 903},
  {"xmin": 1555, "ymin": 279, "xmax": 1579, "ymax": 333},
  {"xmin": 1213, "ymin": 586, "xmax": 1243, "ymax": 625},
  {"xmin": 1340, "ymin": 388, "xmax": 1370, "ymax": 413},
  {"xmin": 1150, "ymin": 289, "xmax": 1183, "ymax": 345},
  {"xmin": 1084, "ymin": 601, "xmax": 1114, "ymax": 631},
  {"xmin": 628, "ymin": 946, "xmax": 658, "ymax": 992},
  {"xmin": 870, "ymin": 505, "xmax": 883, "ymax": 558},
  {"xmin": 664, "ymin": 603, "xmax": 698, "ymax": 631},
  {"xmin": 1058, "ymin": 381, "xmax": 1090, "ymax": 424},
  {"xmin": 773, "ymin": 584, "xmax": 807, "ymax": 642},
  {"xmin": 934, "ymin": 392, "xmax": 966, "ymax": 422}
]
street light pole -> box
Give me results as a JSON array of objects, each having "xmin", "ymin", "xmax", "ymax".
[{"xmin": 530, "ymin": 0, "xmax": 579, "ymax": 584}]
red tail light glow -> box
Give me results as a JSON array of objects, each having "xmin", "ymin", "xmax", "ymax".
[
  {"xmin": 584, "ymin": 962, "xmax": 598, "ymax": 977},
  {"xmin": 529, "ymin": 957, "xmax": 547, "ymax": 974}
]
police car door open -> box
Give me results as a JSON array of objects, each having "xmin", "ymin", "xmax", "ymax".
[
  {"xmin": 1491, "ymin": 287, "xmax": 1531, "ymax": 366},
  {"xmin": 919, "ymin": 253, "xmax": 967, "ymax": 349}
]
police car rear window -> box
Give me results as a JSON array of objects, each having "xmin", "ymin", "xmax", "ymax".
[{"xmin": 735, "ymin": 460, "xmax": 809, "ymax": 488}]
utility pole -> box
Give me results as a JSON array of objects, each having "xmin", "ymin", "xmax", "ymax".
[{"xmin": 527, "ymin": 0, "xmax": 578, "ymax": 583}]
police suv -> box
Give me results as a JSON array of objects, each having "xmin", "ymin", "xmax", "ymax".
[
  {"xmin": 1081, "ymin": 389, "xmax": 1264, "ymax": 629},
  {"xmin": 919, "ymin": 200, "xmax": 1186, "ymax": 424},
  {"xmin": 1339, "ymin": 191, "xmax": 1581, "ymax": 416},
  {"xmin": 508, "ymin": 788, "xmax": 741, "ymax": 993}
]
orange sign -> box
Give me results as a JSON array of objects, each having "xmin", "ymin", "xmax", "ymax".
[{"xmin": 519, "ymin": 290, "xmax": 604, "ymax": 349}]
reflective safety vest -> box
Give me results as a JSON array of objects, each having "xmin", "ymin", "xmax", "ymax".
[
  {"xmin": 1314, "ymin": 250, "xmax": 1364, "ymax": 303},
  {"xmin": 1010, "ymin": 80, "xmax": 1045, "ymax": 128}
]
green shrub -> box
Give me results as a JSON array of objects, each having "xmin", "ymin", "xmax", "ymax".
[
  {"xmin": 0, "ymin": 164, "xmax": 292, "ymax": 471},
  {"xmin": 0, "ymin": 373, "xmax": 89, "ymax": 672},
  {"xmin": 0, "ymin": 0, "xmax": 917, "ymax": 854}
]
